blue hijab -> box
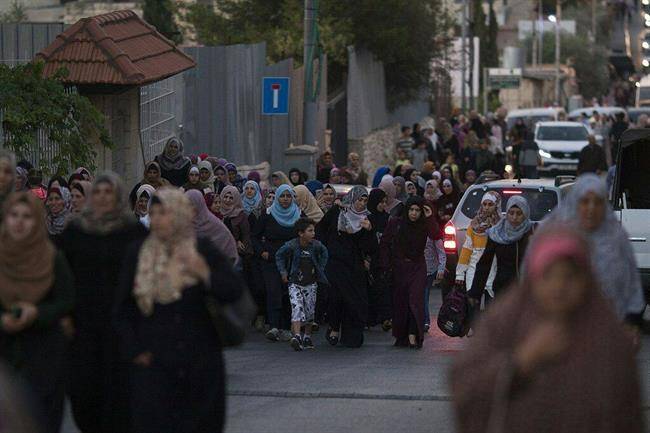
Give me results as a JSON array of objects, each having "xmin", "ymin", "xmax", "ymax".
[
  {"xmin": 305, "ymin": 180, "xmax": 323, "ymax": 196},
  {"xmin": 242, "ymin": 180, "xmax": 262, "ymax": 214},
  {"xmin": 487, "ymin": 195, "xmax": 532, "ymax": 244},
  {"xmin": 269, "ymin": 184, "xmax": 301, "ymax": 227},
  {"xmin": 372, "ymin": 166, "xmax": 390, "ymax": 188}
]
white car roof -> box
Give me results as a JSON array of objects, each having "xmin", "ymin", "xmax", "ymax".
[
  {"xmin": 535, "ymin": 121, "xmax": 586, "ymax": 128},
  {"xmin": 475, "ymin": 178, "xmax": 558, "ymax": 188}
]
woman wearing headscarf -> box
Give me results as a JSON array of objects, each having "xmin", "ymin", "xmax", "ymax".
[
  {"xmin": 15, "ymin": 166, "xmax": 29, "ymax": 192},
  {"xmin": 316, "ymin": 151, "xmax": 335, "ymax": 183},
  {"xmin": 545, "ymin": 174, "xmax": 646, "ymax": 325},
  {"xmin": 114, "ymin": 188, "xmax": 245, "ymax": 433},
  {"xmin": 134, "ymin": 184, "xmax": 156, "ymax": 228},
  {"xmin": 180, "ymin": 166, "xmax": 203, "ymax": 193},
  {"xmin": 294, "ymin": 185, "xmax": 324, "ymax": 224},
  {"xmin": 59, "ymin": 172, "xmax": 147, "ymax": 433},
  {"xmin": 47, "ymin": 176, "xmax": 69, "ymax": 192},
  {"xmin": 451, "ymin": 226, "xmax": 644, "ymax": 433},
  {"xmin": 318, "ymin": 186, "xmax": 376, "ymax": 347},
  {"xmin": 214, "ymin": 165, "xmax": 230, "ymax": 194},
  {"xmin": 204, "ymin": 192, "xmax": 223, "ymax": 219},
  {"xmin": 129, "ymin": 161, "xmax": 170, "ymax": 209},
  {"xmin": 424, "ymin": 179, "xmax": 443, "ymax": 203},
  {"xmin": 70, "ymin": 181, "xmax": 92, "ymax": 215},
  {"xmin": 372, "ymin": 166, "xmax": 391, "ymax": 188},
  {"xmin": 226, "ymin": 163, "xmax": 245, "ymax": 192},
  {"xmin": 0, "ymin": 192, "xmax": 74, "ymax": 433},
  {"xmin": 271, "ymin": 171, "xmax": 291, "ymax": 188},
  {"xmin": 378, "ymin": 175, "xmax": 403, "ymax": 217},
  {"xmin": 185, "ymin": 190, "xmax": 239, "ymax": 265},
  {"xmin": 198, "ymin": 160, "xmax": 216, "ymax": 194},
  {"xmin": 405, "ymin": 181, "xmax": 417, "ymax": 197},
  {"xmin": 329, "ymin": 167, "xmax": 342, "ymax": 184},
  {"xmin": 0, "ymin": 150, "xmax": 16, "ymax": 222},
  {"xmin": 456, "ymin": 192, "xmax": 502, "ymax": 307},
  {"xmin": 403, "ymin": 168, "xmax": 424, "ymax": 196},
  {"xmin": 469, "ymin": 196, "xmax": 534, "ymax": 304},
  {"xmin": 316, "ymin": 183, "xmax": 336, "ymax": 213},
  {"xmin": 74, "ymin": 167, "xmax": 93, "ymax": 182},
  {"xmin": 380, "ymin": 196, "xmax": 441, "ymax": 348},
  {"xmin": 288, "ymin": 168, "xmax": 304, "ymax": 186},
  {"xmin": 221, "ymin": 186, "xmax": 253, "ymax": 261},
  {"xmin": 247, "ymin": 170, "xmax": 261, "ymax": 185},
  {"xmin": 45, "ymin": 186, "xmax": 71, "ymax": 238},
  {"xmin": 366, "ymin": 188, "xmax": 392, "ymax": 330},
  {"xmin": 392, "ymin": 176, "xmax": 408, "ymax": 203},
  {"xmin": 437, "ymin": 179, "xmax": 460, "ymax": 225},
  {"xmin": 253, "ymin": 184, "xmax": 302, "ymax": 341},
  {"xmin": 154, "ymin": 137, "xmax": 191, "ymax": 187},
  {"xmin": 242, "ymin": 180, "xmax": 263, "ymax": 216}
]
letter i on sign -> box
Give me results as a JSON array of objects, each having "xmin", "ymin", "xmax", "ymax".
[{"xmin": 271, "ymin": 84, "xmax": 281, "ymax": 109}]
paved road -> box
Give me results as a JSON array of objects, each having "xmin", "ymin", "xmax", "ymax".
[
  {"xmin": 223, "ymin": 289, "xmax": 650, "ymax": 433},
  {"xmin": 62, "ymin": 288, "xmax": 650, "ymax": 433}
]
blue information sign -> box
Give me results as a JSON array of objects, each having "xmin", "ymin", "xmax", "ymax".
[{"xmin": 262, "ymin": 77, "xmax": 290, "ymax": 115}]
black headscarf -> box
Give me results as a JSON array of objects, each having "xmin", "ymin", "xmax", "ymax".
[
  {"xmin": 288, "ymin": 168, "xmax": 304, "ymax": 186},
  {"xmin": 368, "ymin": 188, "xmax": 388, "ymax": 235},
  {"xmin": 397, "ymin": 196, "xmax": 429, "ymax": 260}
]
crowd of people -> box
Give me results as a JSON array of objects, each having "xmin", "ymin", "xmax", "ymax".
[{"xmin": 0, "ymin": 109, "xmax": 647, "ymax": 432}]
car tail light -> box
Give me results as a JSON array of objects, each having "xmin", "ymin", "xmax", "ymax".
[
  {"xmin": 502, "ymin": 189, "xmax": 523, "ymax": 194},
  {"xmin": 443, "ymin": 222, "xmax": 457, "ymax": 254}
]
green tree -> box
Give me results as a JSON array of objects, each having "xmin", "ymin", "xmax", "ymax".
[
  {"xmin": 0, "ymin": 0, "xmax": 27, "ymax": 23},
  {"xmin": 0, "ymin": 62, "xmax": 112, "ymax": 176},
  {"xmin": 143, "ymin": 0, "xmax": 182, "ymax": 44},
  {"xmin": 184, "ymin": 0, "xmax": 453, "ymax": 109}
]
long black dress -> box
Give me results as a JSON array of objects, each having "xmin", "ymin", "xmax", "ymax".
[
  {"xmin": 114, "ymin": 237, "xmax": 244, "ymax": 433},
  {"xmin": 0, "ymin": 252, "xmax": 74, "ymax": 433},
  {"xmin": 318, "ymin": 206, "xmax": 377, "ymax": 347},
  {"xmin": 59, "ymin": 218, "xmax": 147, "ymax": 433}
]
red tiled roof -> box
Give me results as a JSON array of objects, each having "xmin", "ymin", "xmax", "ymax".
[{"xmin": 35, "ymin": 10, "xmax": 195, "ymax": 86}]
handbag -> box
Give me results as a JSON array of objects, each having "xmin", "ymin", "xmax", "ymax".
[{"xmin": 204, "ymin": 286, "xmax": 256, "ymax": 347}]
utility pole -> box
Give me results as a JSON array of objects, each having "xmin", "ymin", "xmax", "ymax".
[
  {"xmin": 303, "ymin": 0, "xmax": 317, "ymax": 146},
  {"xmin": 461, "ymin": 0, "xmax": 468, "ymax": 112},
  {"xmin": 555, "ymin": 1, "xmax": 562, "ymax": 105},
  {"xmin": 531, "ymin": 5, "xmax": 537, "ymax": 67},
  {"xmin": 538, "ymin": 0, "xmax": 544, "ymax": 65}
]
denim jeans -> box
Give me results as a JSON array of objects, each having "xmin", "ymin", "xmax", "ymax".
[{"xmin": 424, "ymin": 273, "xmax": 436, "ymax": 325}]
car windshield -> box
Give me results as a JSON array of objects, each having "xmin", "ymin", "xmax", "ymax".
[
  {"xmin": 507, "ymin": 115, "xmax": 554, "ymax": 130},
  {"xmin": 460, "ymin": 187, "xmax": 559, "ymax": 221},
  {"xmin": 536, "ymin": 126, "xmax": 588, "ymax": 141}
]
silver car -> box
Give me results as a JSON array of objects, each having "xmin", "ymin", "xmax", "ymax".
[{"xmin": 443, "ymin": 177, "xmax": 574, "ymax": 261}]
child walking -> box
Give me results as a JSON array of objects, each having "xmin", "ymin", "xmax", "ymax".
[{"xmin": 276, "ymin": 218, "xmax": 329, "ymax": 351}]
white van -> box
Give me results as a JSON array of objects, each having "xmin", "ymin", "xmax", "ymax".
[
  {"xmin": 635, "ymin": 75, "xmax": 650, "ymax": 107},
  {"xmin": 506, "ymin": 107, "xmax": 566, "ymax": 131},
  {"xmin": 613, "ymin": 128, "xmax": 650, "ymax": 305}
]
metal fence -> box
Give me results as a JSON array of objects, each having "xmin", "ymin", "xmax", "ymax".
[{"xmin": 140, "ymin": 77, "xmax": 176, "ymax": 164}]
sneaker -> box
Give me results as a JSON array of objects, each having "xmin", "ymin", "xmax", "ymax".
[
  {"xmin": 265, "ymin": 328, "xmax": 280, "ymax": 342},
  {"xmin": 279, "ymin": 330, "xmax": 293, "ymax": 342},
  {"xmin": 290, "ymin": 335, "xmax": 303, "ymax": 351},
  {"xmin": 303, "ymin": 336, "xmax": 315, "ymax": 349},
  {"xmin": 424, "ymin": 323, "xmax": 430, "ymax": 333}
]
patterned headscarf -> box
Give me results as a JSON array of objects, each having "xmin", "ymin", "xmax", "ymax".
[
  {"xmin": 45, "ymin": 186, "xmax": 71, "ymax": 235},
  {"xmin": 133, "ymin": 188, "xmax": 199, "ymax": 316},
  {"xmin": 337, "ymin": 185, "xmax": 370, "ymax": 233},
  {"xmin": 470, "ymin": 191, "xmax": 502, "ymax": 234}
]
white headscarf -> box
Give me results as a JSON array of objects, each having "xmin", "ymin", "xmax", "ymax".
[{"xmin": 545, "ymin": 174, "xmax": 645, "ymax": 318}]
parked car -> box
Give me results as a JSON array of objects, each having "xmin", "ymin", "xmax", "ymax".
[
  {"xmin": 506, "ymin": 107, "xmax": 566, "ymax": 131},
  {"xmin": 613, "ymin": 128, "xmax": 650, "ymax": 304},
  {"xmin": 535, "ymin": 121, "xmax": 590, "ymax": 174},
  {"xmin": 442, "ymin": 177, "xmax": 574, "ymax": 263}
]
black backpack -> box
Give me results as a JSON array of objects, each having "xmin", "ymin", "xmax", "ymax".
[{"xmin": 437, "ymin": 287, "xmax": 469, "ymax": 338}]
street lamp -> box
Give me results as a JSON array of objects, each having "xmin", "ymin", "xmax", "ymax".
[{"xmin": 548, "ymin": 10, "xmax": 561, "ymax": 105}]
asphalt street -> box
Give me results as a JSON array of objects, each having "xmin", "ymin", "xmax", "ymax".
[{"xmin": 61, "ymin": 288, "xmax": 650, "ymax": 433}]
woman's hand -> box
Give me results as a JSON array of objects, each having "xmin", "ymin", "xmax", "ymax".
[
  {"xmin": 60, "ymin": 316, "xmax": 76, "ymax": 339},
  {"xmin": 360, "ymin": 218, "xmax": 372, "ymax": 231},
  {"xmin": 261, "ymin": 251, "xmax": 270, "ymax": 261},
  {"xmin": 237, "ymin": 241, "xmax": 246, "ymax": 253},
  {"xmin": 514, "ymin": 320, "xmax": 569, "ymax": 377},
  {"xmin": 1, "ymin": 302, "xmax": 38, "ymax": 334},
  {"xmin": 334, "ymin": 199, "xmax": 343, "ymax": 208},
  {"xmin": 423, "ymin": 206, "xmax": 433, "ymax": 218},
  {"xmin": 133, "ymin": 352, "xmax": 153, "ymax": 367}
]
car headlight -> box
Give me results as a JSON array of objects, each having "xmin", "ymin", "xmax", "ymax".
[{"xmin": 538, "ymin": 149, "xmax": 552, "ymax": 158}]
